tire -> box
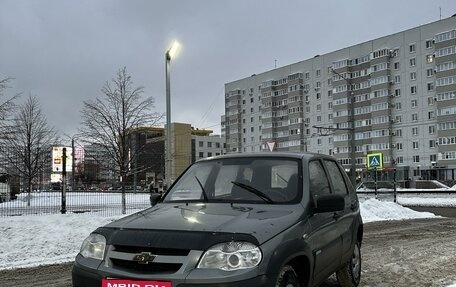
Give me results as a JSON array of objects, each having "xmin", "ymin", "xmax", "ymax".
[
  {"xmin": 336, "ymin": 241, "xmax": 362, "ymax": 287},
  {"xmin": 276, "ymin": 265, "xmax": 300, "ymax": 287}
]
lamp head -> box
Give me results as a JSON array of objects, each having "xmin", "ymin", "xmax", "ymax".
[{"xmin": 166, "ymin": 41, "xmax": 181, "ymax": 60}]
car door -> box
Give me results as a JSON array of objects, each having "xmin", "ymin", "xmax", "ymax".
[
  {"xmin": 307, "ymin": 160, "xmax": 343, "ymax": 284},
  {"xmin": 323, "ymin": 159, "xmax": 358, "ymax": 263}
]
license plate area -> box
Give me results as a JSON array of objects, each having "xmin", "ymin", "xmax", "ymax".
[{"xmin": 102, "ymin": 279, "xmax": 172, "ymax": 287}]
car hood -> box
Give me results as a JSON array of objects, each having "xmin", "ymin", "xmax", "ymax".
[{"xmin": 105, "ymin": 203, "xmax": 303, "ymax": 244}]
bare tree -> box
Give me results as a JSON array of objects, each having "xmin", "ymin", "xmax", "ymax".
[
  {"xmin": 79, "ymin": 67, "xmax": 163, "ymax": 214},
  {"xmin": 0, "ymin": 77, "xmax": 20, "ymax": 130},
  {"xmin": 1, "ymin": 95, "xmax": 58, "ymax": 205}
]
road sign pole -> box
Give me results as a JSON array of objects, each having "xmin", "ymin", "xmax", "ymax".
[
  {"xmin": 393, "ymin": 168, "xmax": 397, "ymax": 203},
  {"xmin": 374, "ymin": 167, "xmax": 378, "ymax": 199},
  {"xmin": 61, "ymin": 148, "xmax": 67, "ymax": 214}
]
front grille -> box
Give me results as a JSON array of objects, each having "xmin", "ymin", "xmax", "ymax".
[
  {"xmin": 111, "ymin": 258, "xmax": 182, "ymax": 274},
  {"xmin": 113, "ymin": 244, "xmax": 190, "ymax": 256}
]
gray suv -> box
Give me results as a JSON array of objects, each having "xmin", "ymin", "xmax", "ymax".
[{"xmin": 73, "ymin": 153, "xmax": 363, "ymax": 287}]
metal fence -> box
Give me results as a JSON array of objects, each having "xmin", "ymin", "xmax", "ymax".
[{"xmin": 0, "ymin": 189, "xmax": 152, "ymax": 217}]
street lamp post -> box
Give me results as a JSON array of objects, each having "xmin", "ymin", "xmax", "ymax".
[
  {"xmin": 165, "ymin": 41, "xmax": 180, "ymax": 189},
  {"xmin": 72, "ymin": 137, "xmax": 75, "ymax": 192}
]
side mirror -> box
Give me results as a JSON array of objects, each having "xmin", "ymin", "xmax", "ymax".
[
  {"xmin": 150, "ymin": 193, "xmax": 162, "ymax": 206},
  {"xmin": 314, "ymin": 194, "xmax": 345, "ymax": 213}
]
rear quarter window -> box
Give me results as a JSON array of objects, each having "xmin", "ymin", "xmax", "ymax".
[
  {"xmin": 309, "ymin": 160, "xmax": 331, "ymax": 199},
  {"xmin": 324, "ymin": 160, "xmax": 348, "ymax": 195}
]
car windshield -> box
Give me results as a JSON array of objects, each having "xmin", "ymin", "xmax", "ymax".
[{"xmin": 163, "ymin": 157, "xmax": 301, "ymax": 204}]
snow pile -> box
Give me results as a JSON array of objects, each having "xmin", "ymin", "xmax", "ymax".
[
  {"xmin": 0, "ymin": 200, "xmax": 438, "ymax": 270},
  {"xmin": 0, "ymin": 213, "xmax": 123, "ymax": 270},
  {"xmin": 431, "ymin": 180, "xmax": 449, "ymax": 189},
  {"xmin": 360, "ymin": 199, "xmax": 436, "ymax": 223},
  {"xmin": 398, "ymin": 194, "xmax": 456, "ymax": 207}
]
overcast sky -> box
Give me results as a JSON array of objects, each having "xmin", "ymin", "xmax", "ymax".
[{"xmin": 1, "ymin": 0, "xmax": 455, "ymax": 140}]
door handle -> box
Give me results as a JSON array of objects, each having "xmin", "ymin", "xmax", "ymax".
[
  {"xmin": 333, "ymin": 212, "xmax": 342, "ymax": 220},
  {"xmin": 350, "ymin": 202, "xmax": 357, "ymax": 210}
]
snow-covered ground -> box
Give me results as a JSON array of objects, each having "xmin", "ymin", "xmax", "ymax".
[{"xmin": 0, "ymin": 198, "xmax": 442, "ymax": 270}]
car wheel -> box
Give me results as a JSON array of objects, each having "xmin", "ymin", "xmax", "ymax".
[
  {"xmin": 336, "ymin": 241, "xmax": 362, "ymax": 287},
  {"xmin": 276, "ymin": 265, "xmax": 300, "ymax": 287}
]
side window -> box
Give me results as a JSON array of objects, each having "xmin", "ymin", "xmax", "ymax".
[
  {"xmin": 324, "ymin": 160, "xmax": 348, "ymax": 194},
  {"xmin": 309, "ymin": 160, "xmax": 331, "ymax": 199}
]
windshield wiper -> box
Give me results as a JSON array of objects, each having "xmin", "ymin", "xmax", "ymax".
[
  {"xmin": 231, "ymin": 181, "xmax": 274, "ymax": 204},
  {"xmin": 195, "ymin": 176, "xmax": 209, "ymax": 202}
]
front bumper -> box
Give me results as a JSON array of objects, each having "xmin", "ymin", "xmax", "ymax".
[
  {"xmin": 73, "ymin": 251, "xmax": 275, "ymax": 287},
  {"xmin": 72, "ymin": 263, "xmax": 274, "ymax": 287}
]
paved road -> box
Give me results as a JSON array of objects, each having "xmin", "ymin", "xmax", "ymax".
[
  {"xmin": 1, "ymin": 216, "xmax": 456, "ymax": 287},
  {"xmin": 407, "ymin": 206, "xmax": 456, "ymax": 218}
]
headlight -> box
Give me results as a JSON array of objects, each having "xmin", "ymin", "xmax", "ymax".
[
  {"xmin": 197, "ymin": 241, "xmax": 262, "ymax": 271},
  {"xmin": 79, "ymin": 233, "xmax": 106, "ymax": 260}
]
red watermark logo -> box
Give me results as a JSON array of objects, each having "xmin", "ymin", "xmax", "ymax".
[{"xmin": 101, "ymin": 279, "xmax": 172, "ymax": 287}]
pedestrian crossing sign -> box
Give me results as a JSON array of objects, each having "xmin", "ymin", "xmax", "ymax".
[{"xmin": 367, "ymin": 153, "xmax": 383, "ymax": 169}]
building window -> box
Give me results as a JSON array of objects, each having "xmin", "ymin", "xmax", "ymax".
[
  {"xmin": 395, "ymin": 115, "xmax": 402, "ymax": 123},
  {"xmin": 425, "ymin": 39, "xmax": 433, "ymax": 49},
  {"xmin": 412, "ymin": 141, "xmax": 419, "ymax": 149},
  {"xmin": 409, "ymin": 43, "xmax": 416, "ymax": 53},
  {"xmin": 317, "ymin": 138, "xmax": 322, "ymax": 145},
  {"xmin": 395, "ymin": 129, "xmax": 402, "ymax": 137},
  {"xmin": 395, "ymin": 75, "xmax": 401, "ymax": 84},
  {"xmin": 199, "ymin": 141, "xmax": 204, "ymax": 147},
  {"xmin": 394, "ymin": 62, "xmax": 400, "ymax": 70},
  {"xmin": 430, "ymin": 154, "xmax": 437, "ymax": 162},
  {"xmin": 395, "ymin": 89, "xmax": 401, "ymax": 97},
  {"xmin": 428, "ymin": 111, "xmax": 435, "ymax": 119},
  {"xmin": 316, "ymin": 69, "xmax": 321, "ymax": 77},
  {"xmin": 411, "ymin": 99, "xmax": 417, "ymax": 108},
  {"xmin": 317, "ymin": 116, "xmax": 322, "ymax": 122},
  {"xmin": 413, "ymin": 155, "xmax": 420, "ymax": 163},
  {"xmin": 199, "ymin": 152, "xmax": 204, "ymax": 158},
  {"xmin": 316, "ymin": 104, "xmax": 321, "ymax": 111},
  {"xmin": 216, "ymin": 142, "xmax": 220, "ymax": 148},
  {"xmin": 207, "ymin": 142, "xmax": 212, "ymax": 148},
  {"xmin": 427, "ymin": 83, "xmax": 434, "ymax": 91},
  {"xmin": 396, "ymin": 156, "xmax": 404, "ymax": 164},
  {"xmin": 410, "ymin": 58, "xmax": 416, "ymax": 67},
  {"xmin": 410, "ymin": 72, "xmax": 416, "ymax": 81},
  {"xmin": 305, "ymin": 72, "xmax": 310, "ymax": 79},
  {"xmin": 429, "ymin": 140, "xmax": 436, "ymax": 148},
  {"xmin": 411, "ymin": 86, "xmax": 417, "ymax": 94},
  {"xmin": 251, "ymin": 127, "xmax": 254, "ymax": 132},
  {"xmin": 207, "ymin": 152, "xmax": 212, "ymax": 157},
  {"xmin": 426, "ymin": 54, "xmax": 434, "ymax": 63},
  {"xmin": 395, "ymin": 102, "xmax": 402, "ymax": 110},
  {"xmin": 429, "ymin": 125, "xmax": 435, "ymax": 134},
  {"xmin": 396, "ymin": 143, "xmax": 403, "ymax": 150},
  {"xmin": 412, "ymin": 113, "xmax": 418, "ymax": 121},
  {"xmin": 412, "ymin": 127, "xmax": 418, "ymax": 135},
  {"xmin": 427, "ymin": 68, "xmax": 433, "ymax": 77}
]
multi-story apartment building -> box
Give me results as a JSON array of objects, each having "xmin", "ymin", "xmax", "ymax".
[
  {"xmin": 193, "ymin": 133, "xmax": 226, "ymax": 160},
  {"xmin": 224, "ymin": 16, "xmax": 456, "ymax": 181}
]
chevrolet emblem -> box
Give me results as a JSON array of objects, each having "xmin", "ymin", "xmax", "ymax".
[{"xmin": 132, "ymin": 252, "xmax": 157, "ymax": 265}]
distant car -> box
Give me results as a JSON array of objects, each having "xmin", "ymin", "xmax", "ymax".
[
  {"xmin": 0, "ymin": 182, "xmax": 10, "ymax": 203},
  {"xmin": 73, "ymin": 152, "xmax": 363, "ymax": 287}
]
